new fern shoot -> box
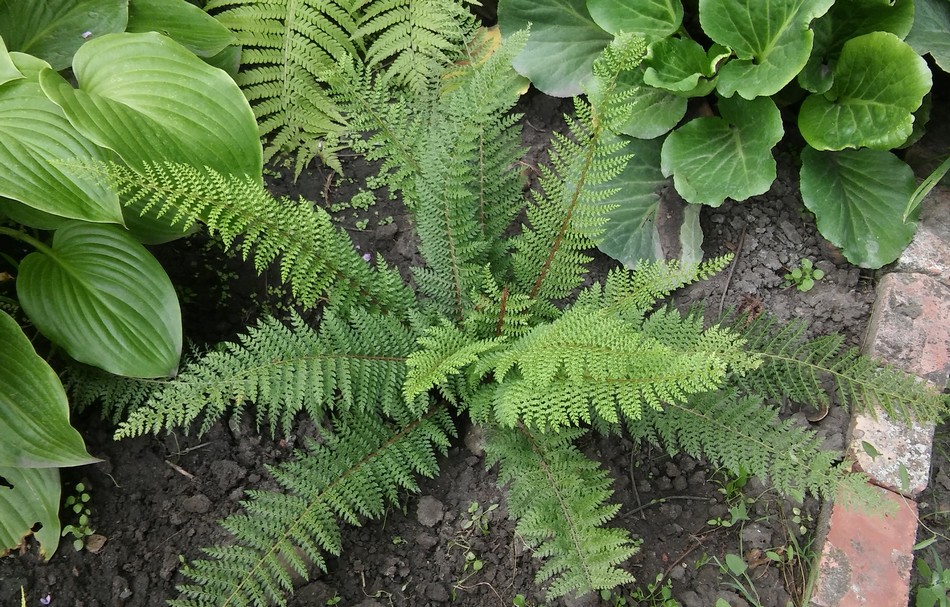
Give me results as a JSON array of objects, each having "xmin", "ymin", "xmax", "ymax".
[{"xmin": 78, "ymin": 13, "xmax": 950, "ymax": 607}]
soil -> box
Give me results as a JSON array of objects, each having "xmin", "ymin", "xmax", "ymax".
[{"xmin": 2, "ymin": 73, "xmax": 947, "ymax": 607}]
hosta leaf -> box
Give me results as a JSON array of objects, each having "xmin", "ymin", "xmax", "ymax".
[
  {"xmin": 0, "ymin": 0, "xmax": 128, "ymax": 71},
  {"xmin": 0, "ymin": 310, "xmax": 96, "ymax": 468},
  {"xmin": 39, "ymin": 32, "xmax": 261, "ymax": 178},
  {"xmin": 0, "ymin": 37, "xmax": 21, "ymax": 86},
  {"xmin": 611, "ymin": 69, "xmax": 686, "ymax": 139},
  {"xmin": 17, "ymin": 222, "xmax": 182, "ymax": 378},
  {"xmin": 800, "ymin": 147, "xmax": 918, "ymax": 268},
  {"xmin": 498, "ymin": 0, "xmax": 612, "ymax": 97},
  {"xmin": 906, "ymin": 0, "xmax": 950, "ymax": 72},
  {"xmin": 0, "ymin": 466, "xmax": 62, "ymax": 559},
  {"xmin": 597, "ymin": 138, "xmax": 667, "ymax": 267},
  {"xmin": 0, "ymin": 52, "xmax": 122, "ymax": 224},
  {"xmin": 587, "ymin": 0, "xmax": 683, "ymax": 41},
  {"xmin": 660, "ymin": 95, "xmax": 783, "ymax": 207},
  {"xmin": 643, "ymin": 37, "xmax": 718, "ymax": 97},
  {"xmin": 701, "ymin": 0, "xmax": 834, "ymax": 99},
  {"xmin": 799, "ymin": 0, "xmax": 914, "ymax": 94},
  {"xmin": 799, "ymin": 32, "xmax": 932, "ymax": 151},
  {"xmin": 126, "ymin": 0, "xmax": 236, "ymax": 58}
]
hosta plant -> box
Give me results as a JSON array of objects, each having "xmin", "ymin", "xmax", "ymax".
[
  {"xmin": 80, "ymin": 27, "xmax": 949, "ymax": 606},
  {"xmin": 0, "ymin": 0, "xmax": 261, "ymax": 558},
  {"xmin": 497, "ymin": 0, "xmax": 950, "ymax": 269}
]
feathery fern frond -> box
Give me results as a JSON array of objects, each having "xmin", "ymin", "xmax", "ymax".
[
  {"xmin": 732, "ymin": 315, "xmax": 949, "ymax": 423},
  {"xmin": 115, "ymin": 310, "xmax": 417, "ymax": 439},
  {"xmin": 170, "ymin": 405, "xmax": 454, "ymax": 607},
  {"xmin": 486, "ymin": 426, "xmax": 636, "ymax": 600},
  {"xmin": 627, "ymin": 389, "xmax": 856, "ymax": 502},
  {"xmin": 355, "ymin": 0, "xmax": 476, "ymax": 94},
  {"xmin": 63, "ymin": 363, "xmax": 164, "ymax": 423},
  {"xmin": 206, "ymin": 0, "xmax": 359, "ymax": 174},
  {"xmin": 75, "ymin": 160, "xmax": 411, "ymax": 314},
  {"xmin": 481, "ymin": 301, "xmax": 757, "ymax": 430},
  {"xmin": 464, "ymin": 268, "xmax": 537, "ymax": 339}
]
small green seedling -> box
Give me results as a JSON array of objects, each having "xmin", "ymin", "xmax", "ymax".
[
  {"xmin": 916, "ymin": 548, "xmax": 950, "ymax": 607},
  {"xmin": 61, "ymin": 482, "xmax": 94, "ymax": 551},
  {"xmin": 784, "ymin": 258, "xmax": 825, "ymax": 292},
  {"xmin": 461, "ymin": 501, "xmax": 499, "ymax": 535}
]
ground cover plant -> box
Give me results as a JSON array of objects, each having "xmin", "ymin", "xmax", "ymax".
[
  {"xmin": 57, "ymin": 9, "xmax": 947, "ymax": 607},
  {"xmin": 497, "ymin": 0, "xmax": 950, "ymax": 270}
]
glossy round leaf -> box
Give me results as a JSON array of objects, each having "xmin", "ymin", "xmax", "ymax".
[
  {"xmin": 701, "ymin": 0, "xmax": 834, "ymax": 99},
  {"xmin": 587, "ymin": 0, "xmax": 683, "ymax": 41},
  {"xmin": 660, "ymin": 95, "xmax": 784, "ymax": 207},
  {"xmin": 799, "ymin": 32, "xmax": 932, "ymax": 151},
  {"xmin": 498, "ymin": 0, "xmax": 612, "ymax": 97},
  {"xmin": 39, "ymin": 32, "xmax": 262, "ymax": 179},
  {"xmin": 0, "ymin": 466, "xmax": 62, "ymax": 559},
  {"xmin": 643, "ymin": 37, "xmax": 717, "ymax": 97},
  {"xmin": 0, "ymin": 310, "xmax": 97, "ymax": 468},
  {"xmin": 800, "ymin": 147, "xmax": 918, "ymax": 268},
  {"xmin": 907, "ymin": 0, "xmax": 950, "ymax": 72},
  {"xmin": 610, "ymin": 69, "xmax": 687, "ymax": 139},
  {"xmin": 0, "ymin": 53, "xmax": 122, "ymax": 224},
  {"xmin": 17, "ymin": 222, "xmax": 182, "ymax": 377},
  {"xmin": 0, "ymin": 0, "xmax": 128, "ymax": 70}
]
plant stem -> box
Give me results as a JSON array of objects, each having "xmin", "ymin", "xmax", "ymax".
[{"xmin": 0, "ymin": 226, "xmax": 55, "ymax": 257}]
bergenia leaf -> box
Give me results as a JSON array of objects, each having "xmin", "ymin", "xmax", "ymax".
[
  {"xmin": 700, "ymin": 0, "xmax": 835, "ymax": 99},
  {"xmin": 587, "ymin": 0, "xmax": 683, "ymax": 42},
  {"xmin": 17, "ymin": 222, "xmax": 182, "ymax": 378},
  {"xmin": 610, "ymin": 69, "xmax": 687, "ymax": 139},
  {"xmin": 498, "ymin": 0, "xmax": 611, "ymax": 97},
  {"xmin": 906, "ymin": 0, "xmax": 950, "ymax": 73},
  {"xmin": 643, "ymin": 37, "xmax": 717, "ymax": 97},
  {"xmin": 800, "ymin": 147, "xmax": 918, "ymax": 268},
  {"xmin": 0, "ymin": 310, "xmax": 97, "ymax": 468},
  {"xmin": 799, "ymin": 32, "xmax": 931, "ymax": 151},
  {"xmin": 660, "ymin": 95, "xmax": 784, "ymax": 207}
]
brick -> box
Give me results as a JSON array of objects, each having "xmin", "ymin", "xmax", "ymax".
[
  {"xmin": 848, "ymin": 411, "xmax": 934, "ymax": 497},
  {"xmin": 895, "ymin": 185, "xmax": 950, "ymax": 288},
  {"xmin": 809, "ymin": 484, "xmax": 918, "ymax": 607}
]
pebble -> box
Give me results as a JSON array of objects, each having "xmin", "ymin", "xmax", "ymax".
[
  {"xmin": 415, "ymin": 495, "xmax": 444, "ymax": 527},
  {"xmin": 182, "ymin": 494, "xmax": 212, "ymax": 514}
]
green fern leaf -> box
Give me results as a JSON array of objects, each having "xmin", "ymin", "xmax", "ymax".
[
  {"xmin": 486, "ymin": 426, "xmax": 636, "ymax": 600},
  {"xmin": 115, "ymin": 310, "xmax": 417, "ymax": 438},
  {"xmin": 170, "ymin": 406, "xmax": 454, "ymax": 607}
]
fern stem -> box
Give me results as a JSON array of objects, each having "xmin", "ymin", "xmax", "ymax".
[{"xmin": 495, "ymin": 285, "xmax": 509, "ymax": 337}]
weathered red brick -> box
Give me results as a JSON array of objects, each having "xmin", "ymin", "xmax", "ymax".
[{"xmin": 896, "ymin": 185, "xmax": 950, "ymax": 288}]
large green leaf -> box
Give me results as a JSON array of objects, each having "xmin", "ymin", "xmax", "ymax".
[
  {"xmin": 0, "ymin": 310, "xmax": 97, "ymax": 468},
  {"xmin": 906, "ymin": 0, "xmax": 950, "ymax": 72},
  {"xmin": 0, "ymin": 50, "xmax": 122, "ymax": 224},
  {"xmin": 126, "ymin": 0, "xmax": 236, "ymax": 57},
  {"xmin": 607, "ymin": 69, "xmax": 686, "ymax": 139},
  {"xmin": 39, "ymin": 32, "xmax": 262, "ymax": 178},
  {"xmin": 498, "ymin": 0, "xmax": 612, "ymax": 96},
  {"xmin": 587, "ymin": 0, "xmax": 682, "ymax": 42},
  {"xmin": 643, "ymin": 37, "xmax": 721, "ymax": 97},
  {"xmin": 0, "ymin": 466, "xmax": 62, "ymax": 559},
  {"xmin": 800, "ymin": 147, "xmax": 918, "ymax": 268},
  {"xmin": 0, "ymin": 37, "xmax": 21, "ymax": 86},
  {"xmin": 799, "ymin": 0, "xmax": 914, "ymax": 94},
  {"xmin": 701, "ymin": 0, "xmax": 834, "ymax": 99},
  {"xmin": 799, "ymin": 32, "xmax": 932, "ymax": 151},
  {"xmin": 660, "ymin": 95, "xmax": 784, "ymax": 207},
  {"xmin": 17, "ymin": 222, "xmax": 182, "ymax": 378},
  {"xmin": 0, "ymin": 0, "xmax": 128, "ymax": 70}
]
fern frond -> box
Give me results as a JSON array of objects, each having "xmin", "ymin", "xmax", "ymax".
[
  {"xmin": 486, "ymin": 426, "xmax": 636, "ymax": 600},
  {"xmin": 464, "ymin": 268, "xmax": 537, "ymax": 339},
  {"xmin": 482, "ymin": 303, "xmax": 757, "ymax": 430},
  {"xmin": 628, "ymin": 389, "xmax": 851, "ymax": 502},
  {"xmin": 63, "ymin": 363, "xmax": 164, "ymax": 423},
  {"xmin": 75, "ymin": 160, "xmax": 411, "ymax": 313},
  {"xmin": 206, "ymin": 0, "xmax": 360, "ymax": 173},
  {"xmin": 732, "ymin": 316, "xmax": 949, "ymax": 423},
  {"xmin": 170, "ymin": 406, "xmax": 454, "ymax": 607},
  {"xmin": 355, "ymin": 0, "xmax": 476, "ymax": 94},
  {"xmin": 115, "ymin": 310, "xmax": 417, "ymax": 438}
]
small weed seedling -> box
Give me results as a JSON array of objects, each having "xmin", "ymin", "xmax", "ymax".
[
  {"xmin": 61, "ymin": 482, "xmax": 94, "ymax": 551},
  {"xmin": 461, "ymin": 501, "xmax": 498, "ymax": 535},
  {"xmin": 629, "ymin": 574, "xmax": 682, "ymax": 606},
  {"xmin": 915, "ymin": 547, "xmax": 950, "ymax": 607},
  {"xmin": 784, "ymin": 258, "xmax": 825, "ymax": 292}
]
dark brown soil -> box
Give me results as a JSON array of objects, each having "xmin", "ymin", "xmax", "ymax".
[{"xmin": 3, "ymin": 76, "xmax": 947, "ymax": 607}]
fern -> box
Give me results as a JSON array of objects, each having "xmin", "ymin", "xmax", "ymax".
[
  {"xmin": 116, "ymin": 310, "xmax": 417, "ymax": 438},
  {"xmin": 354, "ymin": 0, "xmax": 476, "ymax": 94},
  {"xmin": 733, "ymin": 315, "xmax": 948, "ymax": 423},
  {"xmin": 485, "ymin": 426, "xmax": 637, "ymax": 599},
  {"xmin": 74, "ymin": 160, "xmax": 410, "ymax": 314},
  {"xmin": 205, "ymin": 0, "xmax": 359, "ymax": 174},
  {"xmin": 171, "ymin": 405, "xmax": 454, "ymax": 607},
  {"xmin": 63, "ymin": 363, "xmax": 164, "ymax": 423}
]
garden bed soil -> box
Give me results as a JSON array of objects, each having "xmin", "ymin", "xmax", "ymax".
[{"xmin": 3, "ymin": 84, "xmax": 945, "ymax": 607}]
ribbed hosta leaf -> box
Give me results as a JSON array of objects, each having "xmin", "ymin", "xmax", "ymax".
[
  {"xmin": 17, "ymin": 222, "xmax": 182, "ymax": 378},
  {"xmin": 0, "ymin": 466, "xmax": 62, "ymax": 559},
  {"xmin": 126, "ymin": 0, "xmax": 236, "ymax": 58},
  {"xmin": 0, "ymin": 310, "xmax": 96, "ymax": 468},
  {"xmin": 38, "ymin": 32, "xmax": 261, "ymax": 178}
]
